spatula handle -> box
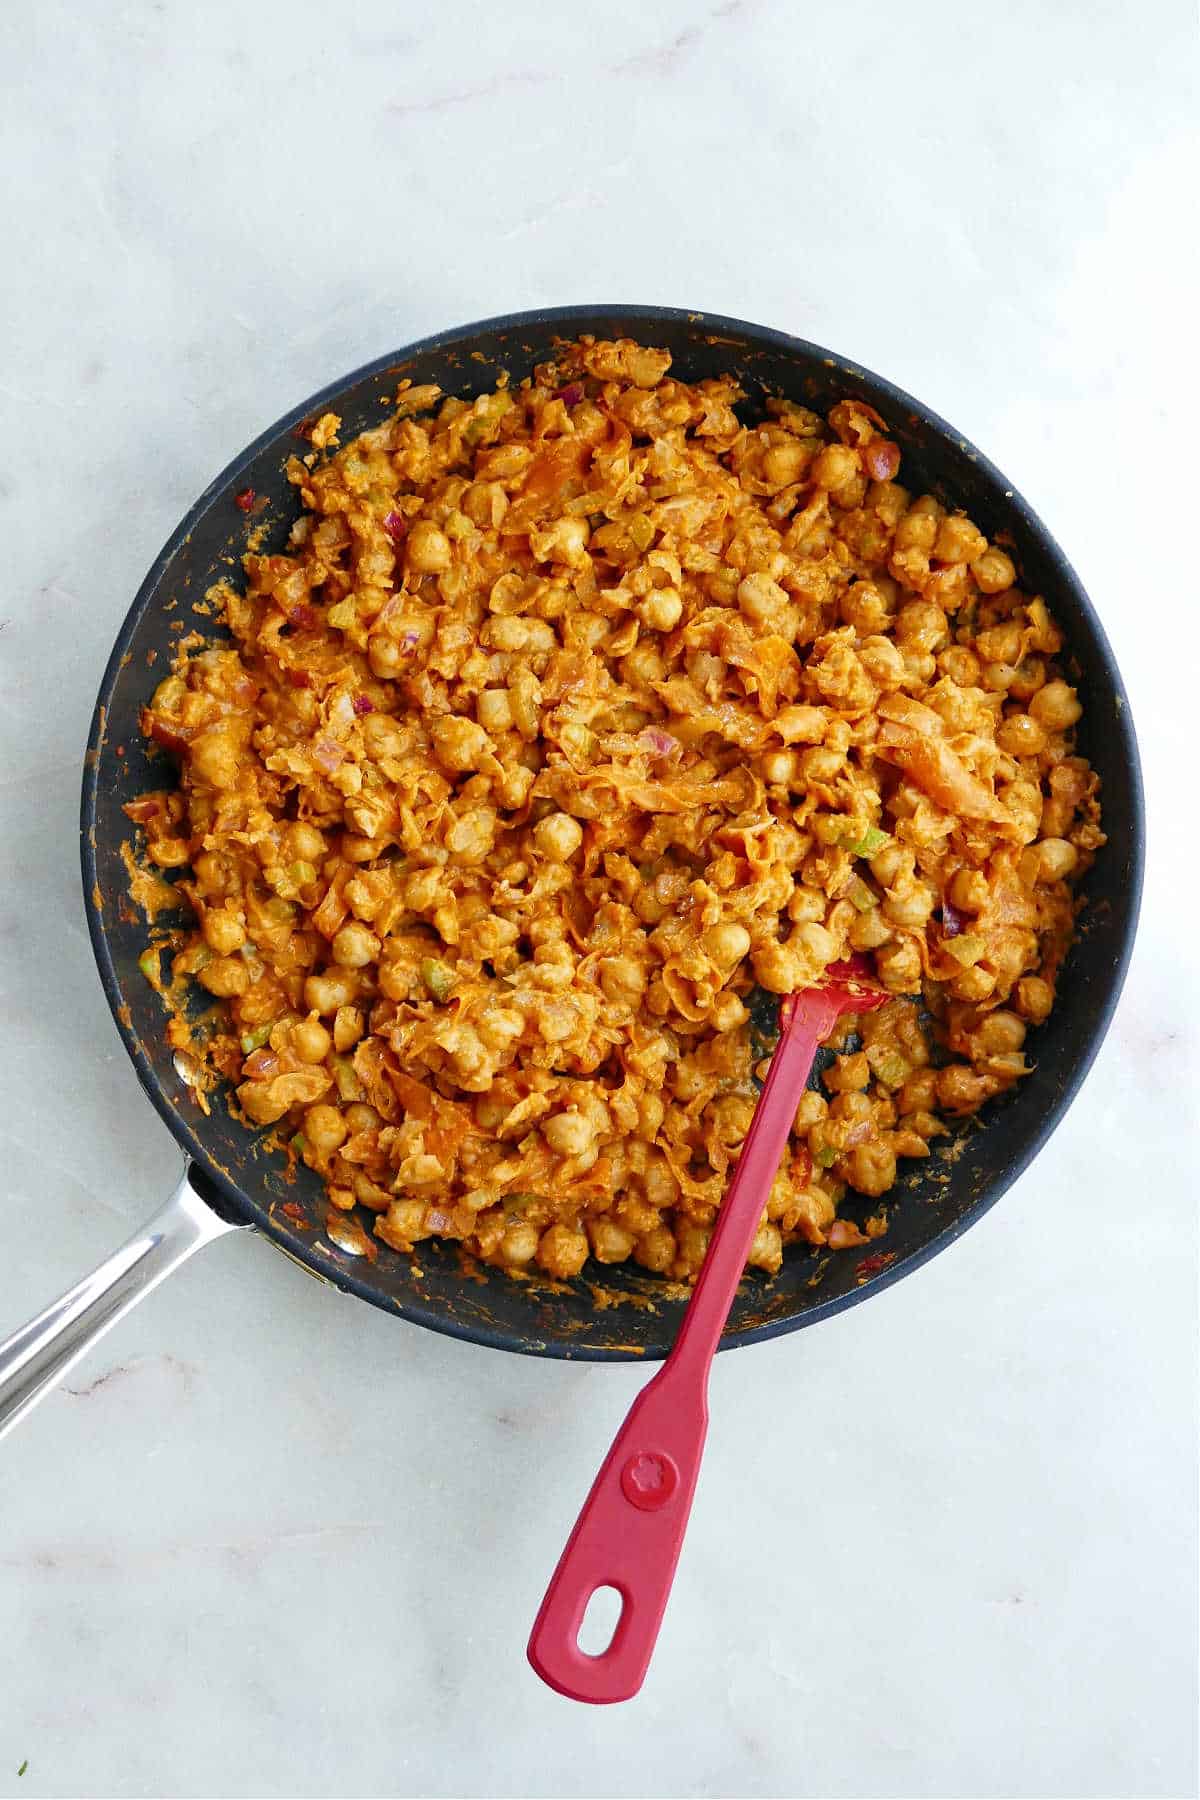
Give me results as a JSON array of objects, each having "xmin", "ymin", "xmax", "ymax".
[
  {"xmin": 526, "ymin": 1359, "xmax": 707, "ymax": 1704},
  {"xmin": 527, "ymin": 1002, "xmax": 828, "ymax": 1704}
]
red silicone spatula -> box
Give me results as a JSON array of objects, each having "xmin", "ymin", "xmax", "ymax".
[{"xmin": 527, "ymin": 956, "xmax": 887, "ymax": 1704}]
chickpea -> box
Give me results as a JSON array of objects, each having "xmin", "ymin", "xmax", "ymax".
[
  {"xmin": 406, "ymin": 520, "xmax": 452, "ymax": 574},
  {"xmin": 841, "ymin": 581, "xmax": 891, "ymax": 634},
  {"xmin": 304, "ymin": 968, "xmax": 359, "ymax": 1014},
  {"xmin": 638, "ymin": 587, "xmax": 684, "ymax": 632},
  {"xmin": 895, "ymin": 600, "xmax": 949, "ymax": 654},
  {"xmin": 939, "ymin": 644, "xmax": 982, "ymax": 686},
  {"xmin": 824, "ymin": 1051, "xmax": 870, "ymax": 1093},
  {"xmin": 287, "ymin": 822, "xmax": 326, "ymax": 863},
  {"xmin": 368, "ymin": 637, "xmax": 406, "ymax": 679},
  {"xmin": 1029, "ymin": 679, "xmax": 1082, "ymax": 731},
  {"xmin": 812, "ymin": 443, "xmax": 859, "ymax": 490},
  {"xmin": 761, "ymin": 748, "xmax": 798, "ymax": 785},
  {"xmin": 737, "ymin": 572, "xmax": 788, "ymax": 625},
  {"xmin": 796, "ymin": 922, "xmax": 838, "ymax": 967},
  {"xmin": 291, "ymin": 1015, "xmax": 332, "ymax": 1063},
  {"xmin": 461, "ymin": 480, "xmax": 507, "ymax": 528},
  {"xmin": 975, "ymin": 1010, "xmax": 1026, "ymax": 1055},
  {"xmin": 201, "ymin": 908, "xmax": 246, "ymax": 955},
  {"xmin": 332, "ymin": 921, "xmax": 381, "ymax": 968},
  {"xmin": 936, "ymin": 1064, "xmax": 992, "ymax": 1113},
  {"xmin": 544, "ymin": 1111, "xmax": 595, "ymax": 1158},
  {"xmin": 933, "ymin": 515, "xmax": 987, "ymax": 565},
  {"xmin": 533, "ymin": 811, "xmax": 584, "ymax": 863},
  {"xmin": 761, "ymin": 440, "xmax": 809, "ymax": 487},
  {"xmin": 446, "ymin": 807, "xmax": 496, "ymax": 864},
  {"xmin": 333, "ymin": 1005, "xmax": 364, "ymax": 1052},
  {"xmin": 848, "ymin": 907, "xmax": 893, "ymax": 952},
  {"xmin": 883, "ymin": 882, "xmax": 936, "ymax": 928},
  {"xmin": 794, "ymin": 1090, "xmax": 828, "ymax": 1132},
  {"xmin": 894, "ymin": 509, "xmax": 938, "ymax": 552},
  {"xmin": 588, "ymin": 1218, "xmax": 636, "ymax": 1265},
  {"xmin": 752, "ymin": 941, "xmax": 799, "ymax": 993},
  {"xmin": 869, "ymin": 841, "xmax": 907, "ymax": 887},
  {"xmin": 996, "ymin": 712, "xmax": 1047, "ymax": 757},
  {"xmin": 1008, "ymin": 656, "xmax": 1046, "ymax": 702},
  {"xmin": 1035, "ymin": 837, "xmax": 1078, "ymax": 881},
  {"xmin": 858, "ymin": 636, "xmax": 905, "ymax": 688},
  {"xmin": 536, "ymin": 1224, "xmax": 589, "ymax": 1279},
  {"xmin": 846, "ymin": 1140, "xmax": 897, "ymax": 1197},
  {"xmin": 531, "ymin": 516, "xmax": 590, "ymax": 565},
  {"xmin": 798, "ymin": 745, "xmax": 844, "ymax": 782},
  {"xmin": 598, "ymin": 954, "xmax": 645, "ymax": 1007},
  {"xmin": 711, "ymin": 992, "xmax": 748, "ymax": 1031},
  {"xmin": 634, "ymin": 1225, "xmax": 676, "ymax": 1274},
  {"xmin": 976, "ymin": 621, "xmax": 1025, "ymax": 665},
  {"xmin": 499, "ymin": 1221, "xmax": 540, "ymax": 1267},
  {"xmin": 948, "ymin": 867, "xmax": 988, "ymax": 913},
  {"xmin": 747, "ymin": 1221, "xmax": 783, "ymax": 1274},
  {"xmin": 704, "ymin": 921, "xmax": 751, "ymax": 968},
  {"xmin": 950, "ymin": 965, "xmax": 996, "ymax": 1002},
  {"xmin": 197, "ymin": 955, "xmax": 250, "ymax": 997},
  {"xmin": 971, "ymin": 546, "xmax": 1016, "ymax": 593},
  {"xmin": 875, "ymin": 938, "xmax": 922, "ymax": 992},
  {"xmin": 189, "ymin": 726, "xmax": 242, "ymax": 791},
  {"xmin": 981, "ymin": 659, "xmax": 1017, "ymax": 694},
  {"xmin": 1016, "ymin": 974, "xmax": 1054, "ymax": 1023},
  {"xmin": 477, "ymin": 688, "xmax": 513, "ymax": 733},
  {"xmin": 430, "ymin": 715, "xmax": 492, "ymax": 774},
  {"xmin": 775, "ymin": 704, "xmax": 827, "ymax": 745},
  {"xmin": 304, "ymin": 1103, "xmax": 347, "ymax": 1155},
  {"xmin": 345, "ymin": 1102, "xmax": 382, "ymax": 1134}
]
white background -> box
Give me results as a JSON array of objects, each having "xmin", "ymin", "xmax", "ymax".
[{"xmin": 1, "ymin": 3, "xmax": 1196, "ymax": 1797}]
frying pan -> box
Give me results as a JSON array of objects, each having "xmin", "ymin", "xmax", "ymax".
[{"xmin": 0, "ymin": 305, "xmax": 1144, "ymax": 1435}]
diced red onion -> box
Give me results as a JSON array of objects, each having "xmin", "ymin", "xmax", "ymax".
[
  {"xmin": 940, "ymin": 897, "xmax": 965, "ymax": 938},
  {"xmin": 637, "ymin": 727, "xmax": 681, "ymax": 760},
  {"xmin": 242, "ymin": 1047, "xmax": 280, "ymax": 1079},
  {"xmin": 312, "ymin": 735, "xmax": 346, "ymax": 774},
  {"xmin": 288, "ymin": 602, "xmax": 317, "ymax": 630},
  {"xmin": 352, "ymin": 694, "xmax": 375, "ymax": 715},
  {"xmin": 557, "ymin": 383, "xmax": 584, "ymax": 407},
  {"xmin": 383, "ymin": 510, "xmax": 408, "ymax": 545}
]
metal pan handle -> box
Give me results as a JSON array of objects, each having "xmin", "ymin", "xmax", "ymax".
[{"xmin": 0, "ymin": 1162, "xmax": 245, "ymax": 1442}]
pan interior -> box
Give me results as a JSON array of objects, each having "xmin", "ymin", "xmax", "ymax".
[{"xmin": 81, "ymin": 306, "xmax": 1143, "ymax": 1360}]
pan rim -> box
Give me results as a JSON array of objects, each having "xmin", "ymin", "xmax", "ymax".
[{"xmin": 79, "ymin": 301, "xmax": 1146, "ymax": 1361}]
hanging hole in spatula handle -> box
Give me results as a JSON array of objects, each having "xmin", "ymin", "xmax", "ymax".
[{"xmin": 527, "ymin": 1364, "xmax": 708, "ymax": 1703}]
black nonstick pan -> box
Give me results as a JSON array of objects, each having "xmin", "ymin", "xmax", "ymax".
[{"xmin": 0, "ymin": 305, "xmax": 1144, "ymax": 1433}]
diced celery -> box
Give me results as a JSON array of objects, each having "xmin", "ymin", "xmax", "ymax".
[
  {"xmin": 138, "ymin": 947, "xmax": 160, "ymax": 984},
  {"xmin": 843, "ymin": 875, "xmax": 876, "ymax": 913},
  {"xmin": 240, "ymin": 1023, "xmax": 272, "ymax": 1055},
  {"xmin": 332, "ymin": 1054, "xmax": 365, "ymax": 1102},
  {"xmin": 845, "ymin": 825, "xmax": 890, "ymax": 858},
  {"xmin": 814, "ymin": 1142, "xmax": 839, "ymax": 1169},
  {"xmin": 871, "ymin": 1050, "xmax": 910, "ymax": 1089},
  {"xmin": 421, "ymin": 958, "xmax": 455, "ymax": 1003}
]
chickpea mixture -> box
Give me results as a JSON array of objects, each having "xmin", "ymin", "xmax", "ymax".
[{"xmin": 128, "ymin": 338, "xmax": 1103, "ymax": 1282}]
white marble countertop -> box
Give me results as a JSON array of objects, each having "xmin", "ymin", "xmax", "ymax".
[{"xmin": 1, "ymin": 2, "xmax": 1196, "ymax": 1796}]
